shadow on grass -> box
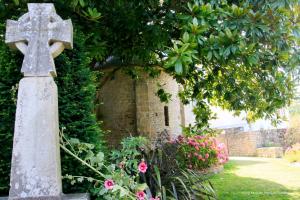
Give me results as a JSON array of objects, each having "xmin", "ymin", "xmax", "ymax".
[{"xmin": 210, "ymin": 162, "xmax": 299, "ymax": 200}]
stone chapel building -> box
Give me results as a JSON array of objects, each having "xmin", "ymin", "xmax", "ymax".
[{"xmin": 96, "ymin": 68, "xmax": 195, "ymax": 146}]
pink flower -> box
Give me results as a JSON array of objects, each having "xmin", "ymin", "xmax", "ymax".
[
  {"xmin": 188, "ymin": 164, "xmax": 193, "ymax": 169},
  {"xmin": 195, "ymin": 135, "xmax": 203, "ymax": 139},
  {"xmin": 138, "ymin": 161, "xmax": 148, "ymax": 173},
  {"xmin": 198, "ymin": 155, "xmax": 202, "ymax": 160},
  {"xmin": 104, "ymin": 179, "xmax": 114, "ymax": 190},
  {"xmin": 217, "ymin": 142, "xmax": 225, "ymax": 150},
  {"xmin": 136, "ymin": 191, "xmax": 146, "ymax": 200},
  {"xmin": 205, "ymin": 153, "xmax": 209, "ymax": 159},
  {"xmin": 188, "ymin": 139, "xmax": 196, "ymax": 146}
]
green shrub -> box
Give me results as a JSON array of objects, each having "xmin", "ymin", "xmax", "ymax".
[
  {"xmin": 284, "ymin": 143, "xmax": 300, "ymax": 163},
  {"xmin": 0, "ymin": 28, "xmax": 22, "ymax": 195},
  {"xmin": 56, "ymin": 31, "xmax": 107, "ymax": 194}
]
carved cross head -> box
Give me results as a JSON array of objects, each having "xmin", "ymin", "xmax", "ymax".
[{"xmin": 5, "ymin": 3, "xmax": 73, "ymax": 77}]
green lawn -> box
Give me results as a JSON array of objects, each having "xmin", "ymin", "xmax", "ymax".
[{"xmin": 209, "ymin": 157, "xmax": 300, "ymax": 200}]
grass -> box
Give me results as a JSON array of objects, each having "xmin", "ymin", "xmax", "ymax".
[{"xmin": 209, "ymin": 157, "xmax": 300, "ymax": 200}]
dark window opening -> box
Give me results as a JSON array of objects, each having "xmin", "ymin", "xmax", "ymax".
[{"xmin": 164, "ymin": 106, "xmax": 169, "ymax": 126}]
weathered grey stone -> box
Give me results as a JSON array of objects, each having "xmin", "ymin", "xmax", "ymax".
[
  {"xmin": 9, "ymin": 77, "xmax": 62, "ymax": 199},
  {"xmin": 0, "ymin": 193, "xmax": 90, "ymax": 200},
  {"xmin": 5, "ymin": 3, "xmax": 73, "ymax": 77}
]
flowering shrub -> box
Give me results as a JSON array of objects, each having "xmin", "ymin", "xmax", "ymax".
[
  {"xmin": 175, "ymin": 135, "xmax": 228, "ymax": 170},
  {"xmin": 61, "ymin": 134, "xmax": 217, "ymax": 200},
  {"xmin": 142, "ymin": 141, "xmax": 217, "ymax": 200},
  {"xmin": 284, "ymin": 143, "xmax": 300, "ymax": 163},
  {"xmin": 61, "ymin": 135, "xmax": 149, "ymax": 200}
]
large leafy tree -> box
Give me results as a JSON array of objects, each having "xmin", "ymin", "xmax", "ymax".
[{"xmin": 1, "ymin": 0, "xmax": 299, "ymax": 128}]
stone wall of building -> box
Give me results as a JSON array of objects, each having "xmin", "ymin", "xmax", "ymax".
[
  {"xmin": 97, "ymin": 70, "xmax": 190, "ymax": 146},
  {"xmin": 96, "ymin": 70, "xmax": 137, "ymax": 146},
  {"xmin": 135, "ymin": 72, "xmax": 182, "ymax": 139}
]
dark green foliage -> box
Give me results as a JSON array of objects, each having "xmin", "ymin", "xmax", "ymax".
[
  {"xmin": 55, "ymin": 32, "xmax": 106, "ymax": 193},
  {"xmin": 165, "ymin": 0, "xmax": 300, "ymax": 128},
  {"xmin": 56, "ymin": 33, "xmax": 105, "ymax": 150},
  {"xmin": 0, "ymin": 25, "xmax": 22, "ymax": 195}
]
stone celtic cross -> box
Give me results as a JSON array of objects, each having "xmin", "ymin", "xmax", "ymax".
[
  {"xmin": 3, "ymin": 3, "xmax": 85, "ymax": 200},
  {"xmin": 6, "ymin": 3, "xmax": 73, "ymax": 77}
]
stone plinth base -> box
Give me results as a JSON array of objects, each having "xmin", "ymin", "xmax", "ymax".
[
  {"xmin": 0, "ymin": 193, "xmax": 90, "ymax": 200},
  {"xmin": 256, "ymin": 147, "xmax": 283, "ymax": 158}
]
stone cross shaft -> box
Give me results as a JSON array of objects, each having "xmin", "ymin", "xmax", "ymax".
[{"xmin": 5, "ymin": 3, "xmax": 73, "ymax": 77}]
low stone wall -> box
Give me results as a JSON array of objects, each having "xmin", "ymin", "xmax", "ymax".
[
  {"xmin": 216, "ymin": 128, "xmax": 287, "ymax": 157},
  {"xmin": 256, "ymin": 147, "xmax": 283, "ymax": 158},
  {"xmin": 217, "ymin": 131, "xmax": 258, "ymax": 156},
  {"xmin": 256, "ymin": 129, "xmax": 286, "ymax": 148}
]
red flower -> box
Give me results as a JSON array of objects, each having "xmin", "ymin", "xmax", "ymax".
[
  {"xmin": 138, "ymin": 161, "xmax": 148, "ymax": 173},
  {"xmin": 104, "ymin": 179, "xmax": 114, "ymax": 190},
  {"xmin": 136, "ymin": 191, "xmax": 146, "ymax": 200}
]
